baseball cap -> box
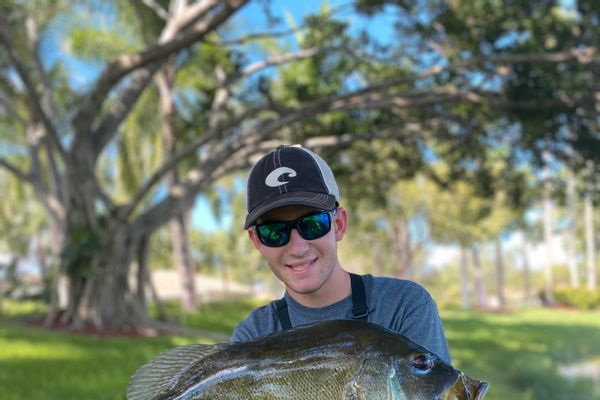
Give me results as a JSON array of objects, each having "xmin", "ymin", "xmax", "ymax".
[{"xmin": 244, "ymin": 145, "xmax": 340, "ymax": 229}]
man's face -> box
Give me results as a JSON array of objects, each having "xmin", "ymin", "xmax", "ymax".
[{"xmin": 248, "ymin": 205, "xmax": 348, "ymax": 301}]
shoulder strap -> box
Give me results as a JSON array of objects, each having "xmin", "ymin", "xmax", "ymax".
[
  {"xmin": 349, "ymin": 273, "xmax": 368, "ymax": 320},
  {"xmin": 274, "ymin": 298, "xmax": 292, "ymax": 330},
  {"xmin": 275, "ymin": 273, "xmax": 368, "ymax": 330}
]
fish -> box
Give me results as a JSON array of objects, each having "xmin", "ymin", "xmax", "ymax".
[{"xmin": 127, "ymin": 319, "xmax": 488, "ymax": 399}]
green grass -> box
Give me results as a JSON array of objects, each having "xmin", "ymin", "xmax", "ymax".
[
  {"xmin": 149, "ymin": 298, "xmax": 266, "ymax": 334},
  {"xmin": 0, "ymin": 299, "xmax": 260, "ymax": 400},
  {"xmin": 442, "ymin": 307, "xmax": 600, "ymax": 400},
  {"xmin": 1, "ymin": 300, "xmax": 599, "ymax": 399}
]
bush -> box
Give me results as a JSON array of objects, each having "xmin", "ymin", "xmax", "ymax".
[{"xmin": 553, "ymin": 287, "xmax": 600, "ymax": 310}]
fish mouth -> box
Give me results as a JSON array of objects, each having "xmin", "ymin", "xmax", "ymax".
[{"xmin": 438, "ymin": 372, "xmax": 489, "ymax": 400}]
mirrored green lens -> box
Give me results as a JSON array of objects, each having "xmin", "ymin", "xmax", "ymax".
[
  {"xmin": 298, "ymin": 213, "xmax": 331, "ymax": 240},
  {"xmin": 258, "ymin": 223, "xmax": 289, "ymax": 246}
]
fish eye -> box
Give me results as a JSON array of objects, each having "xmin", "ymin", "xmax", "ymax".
[{"xmin": 411, "ymin": 353, "xmax": 435, "ymax": 376}]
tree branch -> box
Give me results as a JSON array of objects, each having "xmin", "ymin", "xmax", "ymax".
[
  {"xmin": 89, "ymin": 64, "xmax": 160, "ymax": 157},
  {"xmin": 141, "ymin": 0, "xmax": 170, "ymax": 20},
  {"xmin": 208, "ymin": 65, "xmax": 230, "ymax": 130},
  {"xmin": 127, "ymin": 138, "xmax": 254, "ymax": 237},
  {"xmin": 214, "ymin": 26, "xmax": 305, "ymax": 46},
  {"xmin": 25, "ymin": 14, "xmax": 67, "ymax": 204},
  {"xmin": 0, "ymin": 92, "xmax": 27, "ymax": 127},
  {"xmin": 208, "ymin": 2, "xmax": 351, "ymax": 46},
  {"xmin": 0, "ymin": 9, "xmax": 67, "ymax": 162},
  {"xmin": 26, "ymin": 14, "xmax": 59, "ymax": 127},
  {"xmin": 126, "ymin": 99, "xmax": 416, "ymax": 235},
  {"xmin": 467, "ymin": 46, "xmax": 598, "ymax": 65},
  {"xmin": 122, "ymin": 42, "xmax": 327, "ymax": 211},
  {"xmin": 332, "ymin": 46, "xmax": 600, "ymax": 105},
  {"xmin": 237, "ymin": 47, "xmax": 323, "ymax": 81},
  {"xmin": 0, "ymin": 158, "xmax": 31, "ymax": 183},
  {"xmin": 71, "ymin": 0, "xmax": 248, "ymax": 141},
  {"xmin": 118, "ymin": 104, "xmax": 269, "ymax": 220}
]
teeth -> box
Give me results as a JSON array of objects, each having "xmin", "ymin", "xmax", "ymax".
[{"xmin": 288, "ymin": 260, "xmax": 313, "ymax": 270}]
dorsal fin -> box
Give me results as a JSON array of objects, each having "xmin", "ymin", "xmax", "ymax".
[{"xmin": 126, "ymin": 343, "xmax": 225, "ymax": 400}]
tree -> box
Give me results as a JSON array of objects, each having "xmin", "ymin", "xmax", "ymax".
[
  {"xmin": 584, "ymin": 160, "xmax": 597, "ymax": 290},
  {"xmin": 194, "ymin": 174, "xmax": 265, "ymax": 293},
  {"xmin": 426, "ymin": 167, "xmax": 488, "ymax": 309},
  {"xmin": 542, "ymin": 150, "xmax": 555, "ymax": 304},
  {"xmin": 340, "ymin": 176, "xmax": 431, "ymax": 280},
  {"xmin": 1, "ymin": 0, "xmax": 599, "ymax": 331},
  {"xmin": 565, "ymin": 167, "xmax": 580, "ymax": 288}
]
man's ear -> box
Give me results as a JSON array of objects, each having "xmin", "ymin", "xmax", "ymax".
[
  {"xmin": 334, "ymin": 207, "xmax": 348, "ymax": 241},
  {"xmin": 248, "ymin": 229, "xmax": 262, "ymax": 249}
]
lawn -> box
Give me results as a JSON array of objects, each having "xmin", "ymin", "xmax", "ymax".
[
  {"xmin": 442, "ymin": 307, "xmax": 600, "ymax": 400},
  {"xmin": 0, "ymin": 299, "xmax": 260, "ymax": 400},
  {"xmin": 1, "ymin": 300, "xmax": 599, "ymax": 400}
]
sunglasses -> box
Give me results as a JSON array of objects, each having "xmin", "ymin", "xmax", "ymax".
[{"xmin": 254, "ymin": 209, "xmax": 337, "ymax": 247}]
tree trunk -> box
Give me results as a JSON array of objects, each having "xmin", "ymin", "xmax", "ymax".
[
  {"xmin": 45, "ymin": 216, "xmax": 67, "ymax": 327},
  {"xmin": 471, "ymin": 246, "xmax": 487, "ymax": 308},
  {"xmin": 58, "ymin": 173, "xmax": 150, "ymax": 330},
  {"xmin": 64, "ymin": 224, "xmax": 149, "ymax": 330},
  {"xmin": 521, "ymin": 235, "xmax": 532, "ymax": 304},
  {"xmin": 494, "ymin": 235, "xmax": 506, "ymax": 308},
  {"xmin": 221, "ymin": 254, "xmax": 231, "ymax": 296},
  {"xmin": 387, "ymin": 210, "xmax": 411, "ymax": 279},
  {"xmin": 374, "ymin": 238, "xmax": 384, "ymax": 276},
  {"xmin": 396, "ymin": 219, "xmax": 412, "ymax": 279},
  {"xmin": 137, "ymin": 235, "xmax": 168, "ymax": 321},
  {"xmin": 542, "ymin": 151, "xmax": 554, "ymax": 305},
  {"xmin": 566, "ymin": 169, "xmax": 580, "ymax": 287},
  {"xmin": 157, "ymin": 65, "xmax": 198, "ymax": 312},
  {"xmin": 146, "ymin": 272, "xmax": 168, "ymax": 322},
  {"xmin": 584, "ymin": 160, "xmax": 597, "ymax": 290},
  {"xmin": 460, "ymin": 245, "xmax": 471, "ymax": 310},
  {"xmin": 170, "ymin": 213, "xmax": 198, "ymax": 311},
  {"xmin": 136, "ymin": 235, "xmax": 150, "ymax": 311}
]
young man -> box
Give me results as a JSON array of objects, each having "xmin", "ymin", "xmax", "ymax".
[{"xmin": 231, "ymin": 145, "xmax": 451, "ymax": 363}]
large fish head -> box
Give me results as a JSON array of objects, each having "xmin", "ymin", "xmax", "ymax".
[
  {"xmin": 344, "ymin": 353, "xmax": 460, "ymax": 400},
  {"xmin": 348, "ymin": 351, "xmax": 461, "ymax": 399},
  {"xmin": 439, "ymin": 372, "xmax": 489, "ymax": 400},
  {"xmin": 388, "ymin": 351, "xmax": 462, "ymax": 399}
]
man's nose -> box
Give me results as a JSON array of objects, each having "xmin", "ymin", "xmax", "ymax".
[{"xmin": 286, "ymin": 228, "xmax": 310, "ymax": 254}]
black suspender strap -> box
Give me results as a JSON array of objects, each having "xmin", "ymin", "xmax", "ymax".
[
  {"xmin": 274, "ymin": 298, "xmax": 293, "ymax": 330},
  {"xmin": 349, "ymin": 273, "xmax": 368, "ymax": 320},
  {"xmin": 275, "ymin": 273, "xmax": 368, "ymax": 330}
]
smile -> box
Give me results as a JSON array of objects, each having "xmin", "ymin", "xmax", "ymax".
[{"xmin": 286, "ymin": 258, "xmax": 317, "ymax": 272}]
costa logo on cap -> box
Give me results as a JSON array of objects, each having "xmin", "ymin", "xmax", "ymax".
[
  {"xmin": 244, "ymin": 145, "xmax": 340, "ymax": 229},
  {"xmin": 265, "ymin": 167, "xmax": 297, "ymax": 187}
]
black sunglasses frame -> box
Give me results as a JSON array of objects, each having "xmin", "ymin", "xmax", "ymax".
[{"xmin": 254, "ymin": 209, "xmax": 338, "ymax": 247}]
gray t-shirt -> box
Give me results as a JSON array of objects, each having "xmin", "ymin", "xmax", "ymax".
[{"xmin": 230, "ymin": 274, "xmax": 451, "ymax": 363}]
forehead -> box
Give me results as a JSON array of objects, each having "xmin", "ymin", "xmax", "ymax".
[{"xmin": 258, "ymin": 205, "xmax": 321, "ymax": 222}]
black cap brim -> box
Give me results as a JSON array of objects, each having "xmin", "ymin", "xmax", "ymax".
[{"xmin": 244, "ymin": 192, "xmax": 337, "ymax": 229}]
